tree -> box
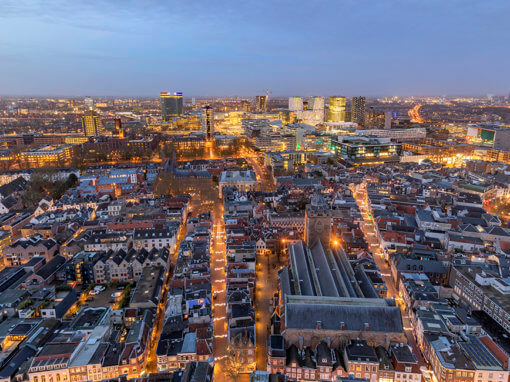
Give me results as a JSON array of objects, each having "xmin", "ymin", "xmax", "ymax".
[
  {"xmin": 22, "ymin": 170, "xmax": 79, "ymax": 207},
  {"xmin": 224, "ymin": 345, "xmax": 243, "ymax": 379}
]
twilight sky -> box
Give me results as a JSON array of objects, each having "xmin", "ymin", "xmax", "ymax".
[{"xmin": 0, "ymin": 0, "xmax": 508, "ymax": 97}]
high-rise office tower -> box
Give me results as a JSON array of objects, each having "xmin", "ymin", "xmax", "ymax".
[
  {"xmin": 160, "ymin": 92, "xmax": 183, "ymax": 122},
  {"xmin": 327, "ymin": 96, "xmax": 347, "ymax": 122},
  {"xmin": 384, "ymin": 112, "xmax": 392, "ymax": 130},
  {"xmin": 366, "ymin": 107, "xmax": 384, "ymax": 129},
  {"xmin": 351, "ymin": 96, "xmax": 366, "ymax": 126},
  {"xmin": 288, "ymin": 97, "xmax": 304, "ymax": 112},
  {"xmin": 289, "ymin": 96, "xmax": 325, "ymax": 125},
  {"xmin": 256, "ymin": 95, "xmax": 268, "ymax": 112},
  {"xmin": 308, "ymin": 96, "xmax": 324, "ymax": 111},
  {"xmin": 202, "ymin": 105, "xmax": 214, "ymax": 141},
  {"xmin": 81, "ymin": 111, "xmax": 104, "ymax": 137}
]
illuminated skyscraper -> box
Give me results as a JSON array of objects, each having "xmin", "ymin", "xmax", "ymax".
[
  {"xmin": 351, "ymin": 96, "xmax": 366, "ymax": 126},
  {"xmin": 327, "ymin": 96, "xmax": 347, "ymax": 122},
  {"xmin": 202, "ymin": 105, "xmax": 214, "ymax": 141},
  {"xmin": 288, "ymin": 97, "xmax": 304, "ymax": 112},
  {"xmin": 308, "ymin": 96, "xmax": 324, "ymax": 111},
  {"xmin": 256, "ymin": 95, "xmax": 268, "ymax": 112},
  {"xmin": 160, "ymin": 92, "xmax": 183, "ymax": 122},
  {"xmin": 81, "ymin": 111, "xmax": 104, "ymax": 137},
  {"xmin": 289, "ymin": 96, "xmax": 324, "ymax": 125}
]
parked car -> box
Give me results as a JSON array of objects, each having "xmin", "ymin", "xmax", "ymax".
[{"xmin": 111, "ymin": 291, "xmax": 123, "ymax": 298}]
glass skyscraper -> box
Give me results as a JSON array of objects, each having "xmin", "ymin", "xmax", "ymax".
[
  {"xmin": 327, "ymin": 96, "xmax": 346, "ymax": 122},
  {"xmin": 160, "ymin": 92, "xmax": 183, "ymax": 122}
]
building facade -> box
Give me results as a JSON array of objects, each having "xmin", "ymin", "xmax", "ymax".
[{"xmin": 160, "ymin": 92, "xmax": 183, "ymax": 122}]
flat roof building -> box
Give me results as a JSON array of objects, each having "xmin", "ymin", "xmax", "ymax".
[
  {"xmin": 20, "ymin": 144, "xmax": 74, "ymax": 167},
  {"xmin": 332, "ymin": 135, "xmax": 401, "ymax": 165}
]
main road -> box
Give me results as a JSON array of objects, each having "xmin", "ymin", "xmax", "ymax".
[{"xmin": 247, "ymin": 153, "xmax": 279, "ymax": 371}]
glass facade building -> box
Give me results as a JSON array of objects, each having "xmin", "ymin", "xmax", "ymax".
[
  {"xmin": 160, "ymin": 92, "xmax": 183, "ymax": 122},
  {"xmin": 328, "ymin": 96, "xmax": 347, "ymax": 122}
]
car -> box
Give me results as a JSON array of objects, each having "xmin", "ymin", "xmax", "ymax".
[
  {"xmin": 92, "ymin": 286, "xmax": 105, "ymax": 295},
  {"xmin": 111, "ymin": 291, "xmax": 123, "ymax": 298}
]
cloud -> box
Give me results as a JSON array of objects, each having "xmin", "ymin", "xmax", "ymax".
[{"xmin": 0, "ymin": 0, "xmax": 509, "ymax": 96}]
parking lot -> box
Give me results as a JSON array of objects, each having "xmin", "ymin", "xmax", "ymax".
[{"xmin": 84, "ymin": 285, "xmax": 126, "ymax": 308}]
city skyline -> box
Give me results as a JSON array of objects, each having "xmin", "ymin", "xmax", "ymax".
[{"xmin": 1, "ymin": 0, "xmax": 509, "ymax": 97}]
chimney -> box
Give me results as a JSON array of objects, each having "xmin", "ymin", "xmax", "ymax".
[{"xmin": 364, "ymin": 322, "xmax": 370, "ymax": 331}]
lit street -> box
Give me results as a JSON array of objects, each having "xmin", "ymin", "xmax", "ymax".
[
  {"xmin": 146, "ymin": 222, "xmax": 187, "ymax": 373},
  {"xmin": 352, "ymin": 182, "xmax": 427, "ymax": 368}
]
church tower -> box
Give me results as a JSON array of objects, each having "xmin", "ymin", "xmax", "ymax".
[{"xmin": 304, "ymin": 193, "xmax": 331, "ymax": 247}]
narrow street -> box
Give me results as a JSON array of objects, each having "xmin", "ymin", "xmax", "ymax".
[
  {"xmin": 146, "ymin": 221, "xmax": 187, "ymax": 373},
  {"xmin": 351, "ymin": 182, "xmax": 427, "ymax": 368},
  {"xmin": 255, "ymin": 250, "xmax": 280, "ymax": 371}
]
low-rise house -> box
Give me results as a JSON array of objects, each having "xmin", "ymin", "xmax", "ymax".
[
  {"xmin": 83, "ymin": 231, "xmax": 132, "ymax": 252},
  {"xmin": 133, "ymin": 228, "xmax": 177, "ymax": 253},
  {"xmin": 40, "ymin": 288, "xmax": 78, "ymax": 319},
  {"xmin": 23, "ymin": 255, "xmax": 66, "ymax": 289},
  {"xmin": 129, "ymin": 266, "xmax": 164, "ymax": 309},
  {"xmin": 2, "ymin": 234, "xmax": 58, "ymax": 266},
  {"xmin": 28, "ymin": 337, "xmax": 82, "ymax": 382}
]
